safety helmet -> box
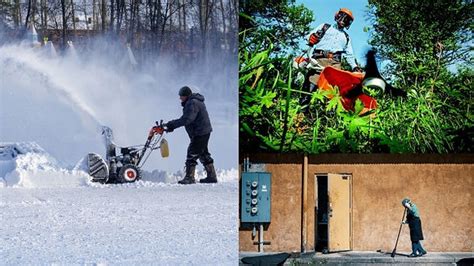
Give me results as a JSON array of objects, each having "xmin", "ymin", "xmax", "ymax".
[
  {"xmin": 335, "ymin": 8, "xmax": 354, "ymax": 29},
  {"xmin": 179, "ymin": 86, "xmax": 192, "ymax": 97}
]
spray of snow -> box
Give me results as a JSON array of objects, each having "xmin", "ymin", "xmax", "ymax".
[{"xmin": 0, "ymin": 41, "xmax": 237, "ymax": 172}]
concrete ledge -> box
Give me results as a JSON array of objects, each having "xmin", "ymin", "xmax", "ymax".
[
  {"xmin": 240, "ymin": 252, "xmax": 474, "ymax": 265},
  {"xmin": 284, "ymin": 251, "xmax": 474, "ymax": 265}
]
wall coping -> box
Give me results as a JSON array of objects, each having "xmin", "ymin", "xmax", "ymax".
[{"xmin": 240, "ymin": 153, "xmax": 474, "ymax": 164}]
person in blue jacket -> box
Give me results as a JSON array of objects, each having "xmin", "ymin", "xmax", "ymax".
[
  {"xmin": 402, "ymin": 198, "xmax": 427, "ymax": 257},
  {"xmin": 166, "ymin": 86, "xmax": 217, "ymax": 184},
  {"xmin": 307, "ymin": 8, "xmax": 361, "ymax": 72},
  {"xmin": 300, "ymin": 8, "xmax": 362, "ymax": 105}
]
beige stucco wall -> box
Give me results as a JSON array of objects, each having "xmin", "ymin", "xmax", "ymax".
[
  {"xmin": 239, "ymin": 154, "xmax": 474, "ymax": 253},
  {"xmin": 239, "ymin": 155, "xmax": 304, "ymax": 253}
]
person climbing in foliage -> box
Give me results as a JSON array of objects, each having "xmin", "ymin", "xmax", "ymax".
[{"xmin": 296, "ymin": 8, "xmax": 362, "ymax": 105}]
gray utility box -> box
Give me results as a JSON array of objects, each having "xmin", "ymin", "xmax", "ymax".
[{"xmin": 241, "ymin": 172, "xmax": 271, "ymax": 223}]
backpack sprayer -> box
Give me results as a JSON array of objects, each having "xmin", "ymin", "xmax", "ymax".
[{"xmin": 87, "ymin": 120, "xmax": 169, "ymax": 183}]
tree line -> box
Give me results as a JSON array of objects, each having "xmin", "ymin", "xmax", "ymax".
[{"xmin": 0, "ymin": 0, "xmax": 238, "ymax": 64}]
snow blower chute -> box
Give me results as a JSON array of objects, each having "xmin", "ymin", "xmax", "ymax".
[{"xmin": 87, "ymin": 121, "xmax": 169, "ymax": 183}]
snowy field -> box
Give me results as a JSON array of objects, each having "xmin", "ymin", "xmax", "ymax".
[{"xmin": 0, "ymin": 142, "xmax": 238, "ymax": 265}]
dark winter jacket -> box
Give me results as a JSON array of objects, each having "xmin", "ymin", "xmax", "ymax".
[
  {"xmin": 166, "ymin": 93, "xmax": 212, "ymax": 138},
  {"xmin": 407, "ymin": 205, "xmax": 424, "ymax": 242}
]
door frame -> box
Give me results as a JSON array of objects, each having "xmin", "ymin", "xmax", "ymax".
[{"xmin": 314, "ymin": 173, "xmax": 353, "ymax": 253}]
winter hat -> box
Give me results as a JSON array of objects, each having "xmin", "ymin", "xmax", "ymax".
[
  {"xmin": 179, "ymin": 86, "xmax": 192, "ymax": 97},
  {"xmin": 401, "ymin": 198, "xmax": 411, "ymax": 206}
]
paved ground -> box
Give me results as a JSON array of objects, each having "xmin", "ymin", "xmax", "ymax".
[{"xmin": 240, "ymin": 251, "xmax": 474, "ymax": 265}]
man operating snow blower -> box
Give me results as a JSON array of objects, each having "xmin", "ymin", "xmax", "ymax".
[{"xmin": 165, "ymin": 86, "xmax": 217, "ymax": 185}]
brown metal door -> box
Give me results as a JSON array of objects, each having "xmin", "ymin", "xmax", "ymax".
[{"xmin": 328, "ymin": 173, "xmax": 352, "ymax": 252}]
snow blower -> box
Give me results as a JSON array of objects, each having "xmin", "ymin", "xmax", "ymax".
[{"xmin": 87, "ymin": 121, "xmax": 169, "ymax": 183}]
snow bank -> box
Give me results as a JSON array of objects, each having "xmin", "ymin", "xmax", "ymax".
[
  {"xmin": 0, "ymin": 142, "xmax": 89, "ymax": 188},
  {"xmin": 1, "ymin": 142, "xmax": 238, "ymax": 188}
]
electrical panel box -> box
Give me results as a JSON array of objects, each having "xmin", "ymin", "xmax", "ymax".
[{"xmin": 241, "ymin": 172, "xmax": 271, "ymax": 223}]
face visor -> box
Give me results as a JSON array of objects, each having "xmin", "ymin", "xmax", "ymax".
[{"xmin": 336, "ymin": 12, "xmax": 353, "ymax": 29}]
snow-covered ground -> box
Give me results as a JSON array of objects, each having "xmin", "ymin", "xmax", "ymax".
[{"xmin": 0, "ymin": 142, "xmax": 238, "ymax": 264}]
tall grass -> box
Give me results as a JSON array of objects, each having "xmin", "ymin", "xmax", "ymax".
[{"xmin": 239, "ymin": 35, "xmax": 473, "ymax": 154}]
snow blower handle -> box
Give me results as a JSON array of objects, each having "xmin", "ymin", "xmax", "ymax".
[
  {"xmin": 157, "ymin": 120, "xmax": 173, "ymax": 133},
  {"xmin": 148, "ymin": 120, "xmax": 166, "ymax": 140}
]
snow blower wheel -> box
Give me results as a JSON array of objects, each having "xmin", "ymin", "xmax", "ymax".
[
  {"xmin": 87, "ymin": 153, "xmax": 110, "ymax": 184},
  {"xmin": 118, "ymin": 164, "xmax": 140, "ymax": 183}
]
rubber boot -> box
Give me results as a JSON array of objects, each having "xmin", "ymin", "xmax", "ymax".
[
  {"xmin": 178, "ymin": 165, "xmax": 196, "ymax": 184},
  {"xmin": 200, "ymin": 163, "xmax": 218, "ymax": 183}
]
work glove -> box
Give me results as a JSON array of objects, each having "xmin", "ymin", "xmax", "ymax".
[
  {"xmin": 352, "ymin": 66, "xmax": 363, "ymax": 72},
  {"xmin": 308, "ymin": 33, "xmax": 319, "ymax": 47},
  {"xmin": 154, "ymin": 126, "xmax": 164, "ymax": 134},
  {"xmin": 293, "ymin": 56, "xmax": 308, "ymax": 70},
  {"xmin": 404, "ymin": 202, "xmax": 411, "ymax": 208},
  {"xmin": 149, "ymin": 126, "xmax": 164, "ymax": 138},
  {"xmin": 164, "ymin": 122, "xmax": 174, "ymax": 133}
]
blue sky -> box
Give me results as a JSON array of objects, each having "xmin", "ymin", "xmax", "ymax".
[{"xmin": 296, "ymin": 0, "xmax": 371, "ymax": 65}]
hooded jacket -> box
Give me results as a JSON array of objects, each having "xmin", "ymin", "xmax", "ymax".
[{"xmin": 166, "ymin": 93, "xmax": 212, "ymax": 138}]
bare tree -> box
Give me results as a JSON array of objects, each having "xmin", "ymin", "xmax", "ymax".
[
  {"xmin": 109, "ymin": 0, "xmax": 115, "ymax": 31},
  {"xmin": 81, "ymin": 0, "xmax": 89, "ymax": 30},
  {"xmin": 219, "ymin": 0, "xmax": 225, "ymax": 44},
  {"xmin": 0, "ymin": 0, "xmax": 237, "ymax": 62},
  {"xmin": 71, "ymin": 0, "xmax": 76, "ymax": 31},
  {"xmin": 101, "ymin": 0, "xmax": 106, "ymax": 31},
  {"xmin": 198, "ymin": 0, "xmax": 215, "ymax": 61},
  {"xmin": 11, "ymin": 0, "xmax": 21, "ymax": 29},
  {"xmin": 40, "ymin": 0, "xmax": 47, "ymax": 29},
  {"xmin": 60, "ymin": 0, "xmax": 67, "ymax": 46},
  {"xmin": 116, "ymin": 0, "xmax": 125, "ymax": 32},
  {"xmin": 24, "ymin": 0, "xmax": 32, "ymax": 29}
]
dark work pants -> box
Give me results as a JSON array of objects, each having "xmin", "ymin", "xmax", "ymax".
[{"xmin": 186, "ymin": 133, "xmax": 213, "ymax": 167}]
